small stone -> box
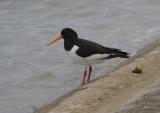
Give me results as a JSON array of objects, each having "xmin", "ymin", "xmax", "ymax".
[
  {"xmin": 132, "ymin": 66, "xmax": 143, "ymax": 74},
  {"xmin": 98, "ymin": 98, "xmax": 102, "ymax": 101}
]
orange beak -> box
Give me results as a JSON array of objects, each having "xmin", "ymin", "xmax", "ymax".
[{"xmin": 47, "ymin": 35, "xmax": 63, "ymax": 46}]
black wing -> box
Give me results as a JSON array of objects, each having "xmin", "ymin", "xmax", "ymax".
[{"xmin": 76, "ymin": 38, "xmax": 129, "ymax": 58}]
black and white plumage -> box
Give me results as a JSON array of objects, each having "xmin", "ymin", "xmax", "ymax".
[{"xmin": 48, "ymin": 28, "xmax": 129, "ymax": 85}]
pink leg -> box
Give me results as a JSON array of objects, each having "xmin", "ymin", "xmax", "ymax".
[
  {"xmin": 81, "ymin": 66, "xmax": 87, "ymax": 85},
  {"xmin": 87, "ymin": 65, "xmax": 92, "ymax": 82}
]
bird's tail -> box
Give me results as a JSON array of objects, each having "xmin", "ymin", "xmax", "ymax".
[
  {"xmin": 104, "ymin": 47, "xmax": 129, "ymax": 59},
  {"xmin": 116, "ymin": 50, "xmax": 129, "ymax": 58}
]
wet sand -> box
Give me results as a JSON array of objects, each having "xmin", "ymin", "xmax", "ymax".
[{"xmin": 36, "ymin": 41, "xmax": 160, "ymax": 113}]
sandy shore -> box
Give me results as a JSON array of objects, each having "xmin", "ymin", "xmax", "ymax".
[{"xmin": 36, "ymin": 41, "xmax": 160, "ymax": 113}]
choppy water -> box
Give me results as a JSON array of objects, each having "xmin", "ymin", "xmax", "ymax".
[{"xmin": 0, "ymin": 0, "xmax": 160, "ymax": 113}]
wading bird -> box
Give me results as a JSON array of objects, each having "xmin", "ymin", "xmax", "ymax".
[{"xmin": 48, "ymin": 28, "xmax": 129, "ymax": 85}]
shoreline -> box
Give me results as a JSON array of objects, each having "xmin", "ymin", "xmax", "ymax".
[{"xmin": 35, "ymin": 40, "xmax": 160, "ymax": 113}]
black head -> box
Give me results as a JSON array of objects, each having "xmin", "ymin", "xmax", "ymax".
[
  {"xmin": 47, "ymin": 28, "xmax": 78, "ymax": 47},
  {"xmin": 61, "ymin": 28, "xmax": 78, "ymax": 40}
]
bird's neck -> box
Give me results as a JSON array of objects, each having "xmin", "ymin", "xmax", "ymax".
[{"xmin": 64, "ymin": 39, "xmax": 77, "ymax": 51}]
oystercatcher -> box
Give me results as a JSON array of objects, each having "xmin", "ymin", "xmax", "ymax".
[{"xmin": 48, "ymin": 28, "xmax": 129, "ymax": 85}]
